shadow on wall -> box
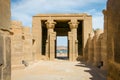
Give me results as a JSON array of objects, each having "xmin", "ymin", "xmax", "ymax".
[
  {"xmin": 76, "ymin": 38, "xmax": 89, "ymax": 61},
  {"xmin": 75, "ymin": 61, "xmax": 107, "ymax": 80},
  {"xmin": 76, "ymin": 39, "xmax": 89, "ymax": 62}
]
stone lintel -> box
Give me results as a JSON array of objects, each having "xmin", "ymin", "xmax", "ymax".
[{"xmin": 34, "ymin": 13, "xmax": 92, "ymax": 17}]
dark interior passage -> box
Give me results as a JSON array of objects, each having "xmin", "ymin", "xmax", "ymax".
[
  {"xmin": 77, "ymin": 20, "xmax": 83, "ymax": 56},
  {"xmin": 41, "ymin": 20, "xmax": 47, "ymax": 55},
  {"xmin": 54, "ymin": 20, "xmax": 70, "ymax": 36}
]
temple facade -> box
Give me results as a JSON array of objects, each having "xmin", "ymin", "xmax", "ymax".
[{"xmin": 32, "ymin": 14, "xmax": 92, "ymax": 61}]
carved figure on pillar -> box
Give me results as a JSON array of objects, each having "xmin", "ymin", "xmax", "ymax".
[
  {"xmin": 45, "ymin": 20, "xmax": 56, "ymax": 60},
  {"xmin": 68, "ymin": 20, "xmax": 79, "ymax": 61}
]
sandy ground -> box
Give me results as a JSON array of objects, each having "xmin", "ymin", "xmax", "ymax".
[
  {"xmin": 56, "ymin": 53, "xmax": 67, "ymax": 57},
  {"xmin": 12, "ymin": 60, "xmax": 107, "ymax": 80}
]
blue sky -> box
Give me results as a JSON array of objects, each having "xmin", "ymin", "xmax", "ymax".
[
  {"xmin": 57, "ymin": 36, "xmax": 68, "ymax": 46},
  {"xmin": 11, "ymin": 0, "xmax": 107, "ymax": 46}
]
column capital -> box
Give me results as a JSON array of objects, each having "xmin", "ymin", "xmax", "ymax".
[
  {"xmin": 45, "ymin": 20, "xmax": 56, "ymax": 29},
  {"xmin": 68, "ymin": 20, "xmax": 79, "ymax": 29}
]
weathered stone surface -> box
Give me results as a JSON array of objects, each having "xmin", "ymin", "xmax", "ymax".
[
  {"xmin": 93, "ymin": 29, "xmax": 103, "ymax": 66},
  {"xmin": 11, "ymin": 35, "xmax": 24, "ymax": 67},
  {"xmin": 0, "ymin": 0, "xmax": 11, "ymax": 80},
  {"xmin": 3, "ymin": 36, "xmax": 11, "ymax": 80},
  {"xmin": 0, "ymin": 0, "xmax": 11, "ymax": 30},
  {"xmin": 0, "ymin": 33, "xmax": 11, "ymax": 80},
  {"xmin": 100, "ymin": 33, "xmax": 108, "ymax": 70},
  {"xmin": 11, "ymin": 21, "xmax": 24, "ymax": 68},
  {"xmin": 0, "ymin": 34, "xmax": 4, "ymax": 80},
  {"xmin": 105, "ymin": 0, "xmax": 120, "ymax": 80},
  {"xmin": 23, "ymin": 27, "xmax": 33, "ymax": 62},
  {"xmin": 11, "ymin": 21, "xmax": 33, "ymax": 69},
  {"xmin": 108, "ymin": 61, "xmax": 120, "ymax": 80},
  {"xmin": 32, "ymin": 18, "xmax": 42, "ymax": 61},
  {"xmin": 87, "ymin": 32, "xmax": 94, "ymax": 64}
]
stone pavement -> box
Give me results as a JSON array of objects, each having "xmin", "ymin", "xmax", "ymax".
[{"xmin": 12, "ymin": 60, "xmax": 107, "ymax": 80}]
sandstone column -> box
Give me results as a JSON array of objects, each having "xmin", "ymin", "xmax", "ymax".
[
  {"xmin": 46, "ymin": 20, "xmax": 56, "ymax": 60},
  {"xmin": 45, "ymin": 40, "xmax": 49, "ymax": 59},
  {"xmin": 87, "ymin": 32, "xmax": 94, "ymax": 64},
  {"xmin": 68, "ymin": 32, "xmax": 73, "ymax": 61},
  {"xmin": 83, "ymin": 16, "xmax": 92, "ymax": 61},
  {"xmin": 101, "ymin": 10, "xmax": 108, "ymax": 70},
  {"xmin": 93, "ymin": 30, "xmax": 103, "ymax": 66},
  {"xmin": 32, "ymin": 18, "xmax": 42, "ymax": 60},
  {"xmin": 68, "ymin": 20, "xmax": 79, "ymax": 61}
]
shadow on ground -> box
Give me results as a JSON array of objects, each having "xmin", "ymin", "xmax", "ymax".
[{"xmin": 75, "ymin": 61, "xmax": 107, "ymax": 80}]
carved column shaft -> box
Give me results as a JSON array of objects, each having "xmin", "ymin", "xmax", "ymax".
[
  {"xmin": 68, "ymin": 32, "xmax": 73, "ymax": 61},
  {"xmin": 102, "ymin": 10, "xmax": 108, "ymax": 70},
  {"xmin": 68, "ymin": 20, "xmax": 79, "ymax": 61},
  {"xmin": 45, "ymin": 20, "xmax": 56, "ymax": 60}
]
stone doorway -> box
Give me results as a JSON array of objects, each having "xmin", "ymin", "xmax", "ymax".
[
  {"xmin": 55, "ymin": 36, "xmax": 68, "ymax": 60},
  {"xmin": 54, "ymin": 20, "xmax": 70, "ymax": 60}
]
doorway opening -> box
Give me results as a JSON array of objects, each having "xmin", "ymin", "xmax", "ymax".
[
  {"xmin": 54, "ymin": 20, "xmax": 70, "ymax": 60},
  {"xmin": 55, "ymin": 36, "xmax": 68, "ymax": 60}
]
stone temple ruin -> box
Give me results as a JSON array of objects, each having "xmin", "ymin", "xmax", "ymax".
[
  {"xmin": 32, "ymin": 14, "xmax": 92, "ymax": 61},
  {"xmin": 0, "ymin": 0, "xmax": 120, "ymax": 80},
  {"xmin": 11, "ymin": 21, "xmax": 33, "ymax": 69}
]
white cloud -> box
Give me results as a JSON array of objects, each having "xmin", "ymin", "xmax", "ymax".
[
  {"xmin": 86, "ymin": 9, "xmax": 104, "ymax": 29},
  {"xmin": 11, "ymin": 0, "xmax": 107, "ymax": 29},
  {"xmin": 93, "ymin": 16, "xmax": 104, "ymax": 29}
]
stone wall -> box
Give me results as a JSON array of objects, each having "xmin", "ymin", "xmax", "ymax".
[
  {"xmin": 86, "ymin": 29, "xmax": 108, "ymax": 70},
  {"xmin": 11, "ymin": 21, "xmax": 33, "ymax": 69},
  {"xmin": 0, "ymin": 0, "xmax": 11, "ymax": 80},
  {"xmin": 23, "ymin": 27, "xmax": 33, "ymax": 62},
  {"xmin": 87, "ymin": 32, "xmax": 94, "ymax": 64},
  {"xmin": 0, "ymin": 32, "xmax": 11, "ymax": 80},
  {"xmin": 11, "ymin": 21, "xmax": 24, "ymax": 69},
  {"xmin": 87, "ymin": 0, "xmax": 120, "ymax": 78},
  {"xmin": 100, "ymin": 33, "xmax": 108, "ymax": 70},
  {"xmin": 105, "ymin": 0, "xmax": 120, "ymax": 80},
  {"xmin": 0, "ymin": 0, "xmax": 11, "ymax": 30},
  {"xmin": 93, "ymin": 30, "xmax": 103, "ymax": 67}
]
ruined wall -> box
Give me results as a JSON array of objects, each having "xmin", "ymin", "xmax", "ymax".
[
  {"xmin": 87, "ymin": 32, "xmax": 94, "ymax": 64},
  {"xmin": 106, "ymin": 0, "xmax": 120, "ymax": 80},
  {"xmin": 0, "ymin": 0, "xmax": 11, "ymax": 80},
  {"xmin": 11, "ymin": 21, "xmax": 33, "ymax": 69},
  {"xmin": 83, "ymin": 16, "xmax": 92, "ymax": 61},
  {"xmin": 93, "ymin": 30, "xmax": 103, "ymax": 66},
  {"xmin": 11, "ymin": 21, "xmax": 24, "ymax": 69},
  {"xmin": 32, "ymin": 17, "xmax": 42, "ymax": 60},
  {"xmin": 87, "ymin": 29, "xmax": 108, "ymax": 70},
  {"xmin": 99, "ymin": 33, "xmax": 107, "ymax": 70},
  {"xmin": 0, "ymin": 33, "xmax": 11, "ymax": 80},
  {"xmin": 23, "ymin": 27, "xmax": 33, "ymax": 62},
  {"xmin": 0, "ymin": 0, "xmax": 11, "ymax": 30}
]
